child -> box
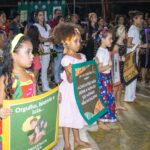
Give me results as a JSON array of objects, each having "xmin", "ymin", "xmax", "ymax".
[
  {"xmin": 112, "ymin": 25, "xmax": 127, "ymax": 110},
  {"xmin": 124, "ymin": 10, "xmax": 148, "ymax": 102},
  {"xmin": 53, "ymin": 23, "xmax": 90, "ymax": 150},
  {"xmin": 0, "ymin": 33, "xmax": 35, "ymax": 123},
  {"xmin": 95, "ymin": 29, "xmax": 117, "ymax": 130},
  {"xmin": 0, "ymin": 33, "xmax": 35, "ymax": 149}
]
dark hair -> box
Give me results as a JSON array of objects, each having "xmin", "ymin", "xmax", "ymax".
[
  {"xmin": 115, "ymin": 15, "xmax": 126, "ymax": 25},
  {"xmin": 95, "ymin": 28, "xmax": 112, "ymax": 45},
  {"xmin": 55, "ymin": 16, "xmax": 64, "ymax": 26},
  {"xmin": 54, "ymin": 9, "xmax": 61, "ymax": 15},
  {"xmin": 129, "ymin": 10, "xmax": 143, "ymax": 20},
  {"xmin": 12, "ymin": 11, "xmax": 20, "ymax": 19},
  {"xmin": 35, "ymin": 10, "xmax": 47, "ymax": 31},
  {"xmin": 53, "ymin": 23, "xmax": 81, "ymax": 44},
  {"xmin": 27, "ymin": 25, "xmax": 40, "ymax": 52},
  {"xmin": 98, "ymin": 17, "xmax": 104, "ymax": 22},
  {"xmin": 1, "ymin": 35, "xmax": 31, "ymax": 99}
]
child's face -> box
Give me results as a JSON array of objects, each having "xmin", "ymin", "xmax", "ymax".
[
  {"xmin": 67, "ymin": 34, "xmax": 81, "ymax": 52},
  {"xmin": 134, "ymin": 15, "xmax": 143, "ymax": 26},
  {"xmin": 102, "ymin": 33, "xmax": 113, "ymax": 48},
  {"xmin": 13, "ymin": 41, "xmax": 34, "ymax": 68}
]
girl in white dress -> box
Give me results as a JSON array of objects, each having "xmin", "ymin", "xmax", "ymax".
[{"xmin": 53, "ymin": 23, "xmax": 90, "ymax": 150}]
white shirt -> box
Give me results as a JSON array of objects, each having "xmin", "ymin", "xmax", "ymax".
[
  {"xmin": 127, "ymin": 25, "xmax": 141, "ymax": 54},
  {"xmin": 96, "ymin": 47, "xmax": 111, "ymax": 74},
  {"xmin": 34, "ymin": 23, "xmax": 51, "ymax": 45}
]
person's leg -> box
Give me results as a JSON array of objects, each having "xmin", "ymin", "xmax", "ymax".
[
  {"xmin": 116, "ymin": 85, "xmax": 127, "ymax": 110},
  {"xmin": 62, "ymin": 127, "xmax": 71, "ymax": 150},
  {"xmin": 113, "ymin": 86, "xmax": 119, "ymax": 106},
  {"xmin": 141, "ymin": 67, "xmax": 146, "ymax": 84},
  {"xmin": 54, "ymin": 53, "xmax": 63, "ymax": 84},
  {"xmin": 124, "ymin": 79, "xmax": 137, "ymax": 102},
  {"xmin": 97, "ymin": 121, "xmax": 110, "ymax": 130},
  {"xmin": 72, "ymin": 128, "xmax": 90, "ymax": 149},
  {"xmin": 41, "ymin": 47, "xmax": 50, "ymax": 91}
]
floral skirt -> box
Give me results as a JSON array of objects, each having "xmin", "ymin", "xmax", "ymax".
[{"xmin": 98, "ymin": 73, "xmax": 117, "ymax": 122}]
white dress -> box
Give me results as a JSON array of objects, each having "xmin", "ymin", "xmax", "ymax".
[
  {"xmin": 124, "ymin": 25, "xmax": 141, "ymax": 102},
  {"xmin": 59, "ymin": 54, "xmax": 86, "ymax": 129}
]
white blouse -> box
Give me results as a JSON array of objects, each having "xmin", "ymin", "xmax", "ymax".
[
  {"xmin": 34, "ymin": 23, "xmax": 51, "ymax": 46},
  {"xmin": 96, "ymin": 47, "xmax": 111, "ymax": 74}
]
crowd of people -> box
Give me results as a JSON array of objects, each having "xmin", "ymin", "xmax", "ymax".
[{"xmin": 0, "ymin": 8, "xmax": 149, "ymax": 150}]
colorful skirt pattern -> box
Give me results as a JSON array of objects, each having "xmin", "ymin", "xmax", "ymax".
[{"xmin": 98, "ymin": 73, "xmax": 117, "ymax": 122}]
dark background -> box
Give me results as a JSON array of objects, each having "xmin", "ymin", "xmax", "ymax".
[{"xmin": 0, "ymin": 0, "xmax": 150, "ymax": 20}]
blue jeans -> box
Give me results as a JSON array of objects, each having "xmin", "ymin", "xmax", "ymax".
[{"xmin": 53, "ymin": 44, "xmax": 63, "ymax": 84}]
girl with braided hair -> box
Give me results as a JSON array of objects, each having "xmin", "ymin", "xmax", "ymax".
[{"xmin": 0, "ymin": 33, "xmax": 35, "ymax": 119}]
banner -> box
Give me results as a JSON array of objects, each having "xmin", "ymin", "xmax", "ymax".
[
  {"xmin": 72, "ymin": 60, "xmax": 108, "ymax": 125},
  {"xmin": 123, "ymin": 51, "xmax": 138, "ymax": 85},
  {"xmin": 2, "ymin": 87, "xmax": 58, "ymax": 150},
  {"xmin": 111, "ymin": 53, "xmax": 121, "ymax": 86}
]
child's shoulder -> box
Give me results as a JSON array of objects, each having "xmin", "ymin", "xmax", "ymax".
[
  {"xmin": 63, "ymin": 53, "xmax": 86, "ymax": 60},
  {"xmin": 26, "ymin": 71, "xmax": 35, "ymax": 79}
]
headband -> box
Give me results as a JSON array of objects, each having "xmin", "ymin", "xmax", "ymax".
[{"xmin": 11, "ymin": 33, "xmax": 24, "ymax": 54}]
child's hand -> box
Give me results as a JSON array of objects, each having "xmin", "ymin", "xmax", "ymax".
[{"xmin": 0, "ymin": 108, "xmax": 11, "ymax": 119}]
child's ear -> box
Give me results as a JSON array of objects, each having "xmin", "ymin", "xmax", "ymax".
[{"xmin": 62, "ymin": 40, "xmax": 68, "ymax": 47}]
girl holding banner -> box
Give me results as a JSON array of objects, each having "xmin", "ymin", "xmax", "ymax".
[
  {"xmin": 112, "ymin": 25, "xmax": 127, "ymax": 110},
  {"xmin": 0, "ymin": 33, "xmax": 36, "ymax": 149},
  {"xmin": 124, "ymin": 11, "xmax": 149, "ymax": 102},
  {"xmin": 53, "ymin": 23, "xmax": 90, "ymax": 150},
  {"xmin": 95, "ymin": 29, "xmax": 117, "ymax": 130}
]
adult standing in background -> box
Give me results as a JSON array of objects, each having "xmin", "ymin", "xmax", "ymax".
[
  {"xmin": 0, "ymin": 11, "xmax": 10, "ymax": 37},
  {"xmin": 49, "ymin": 8, "xmax": 62, "ymax": 30},
  {"xmin": 9, "ymin": 11, "xmax": 21, "ymax": 36},
  {"xmin": 84, "ymin": 12, "xmax": 98, "ymax": 60},
  {"xmin": 34, "ymin": 10, "xmax": 52, "ymax": 92}
]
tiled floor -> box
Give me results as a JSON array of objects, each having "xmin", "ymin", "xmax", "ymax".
[{"xmin": 51, "ymin": 82, "xmax": 150, "ymax": 150}]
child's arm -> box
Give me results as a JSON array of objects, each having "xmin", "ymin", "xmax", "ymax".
[
  {"xmin": 0, "ymin": 76, "xmax": 11, "ymax": 119},
  {"xmin": 75, "ymin": 67, "xmax": 88, "ymax": 76},
  {"xmin": 95, "ymin": 56, "xmax": 112, "ymax": 73},
  {"xmin": 127, "ymin": 37, "xmax": 149, "ymax": 49},
  {"xmin": 64, "ymin": 64, "xmax": 88, "ymax": 83},
  {"xmin": 64, "ymin": 64, "xmax": 72, "ymax": 83}
]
